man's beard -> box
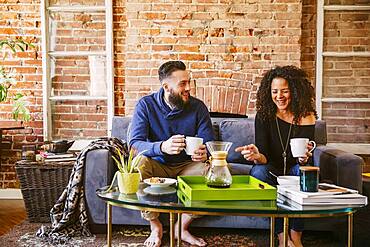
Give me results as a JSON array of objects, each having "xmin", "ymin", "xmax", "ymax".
[{"xmin": 168, "ymin": 89, "xmax": 189, "ymax": 109}]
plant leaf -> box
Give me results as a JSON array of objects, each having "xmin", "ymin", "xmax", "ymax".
[
  {"xmin": 112, "ymin": 156, "xmax": 124, "ymax": 173},
  {"xmin": 0, "ymin": 84, "xmax": 7, "ymax": 102},
  {"xmin": 14, "ymin": 93, "xmax": 23, "ymax": 100},
  {"xmin": 12, "ymin": 96, "xmax": 30, "ymax": 122}
]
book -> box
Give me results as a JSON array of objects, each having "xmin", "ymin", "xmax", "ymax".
[
  {"xmin": 40, "ymin": 151, "xmax": 75, "ymax": 159},
  {"xmin": 277, "ymin": 184, "xmax": 367, "ymax": 205},
  {"xmin": 43, "ymin": 157, "xmax": 77, "ymax": 163},
  {"xmin": 277, "ymin": 195, "xmax": 366, "ymax": 210},
  {"xmin": 278, "ymin": 183, "xmax": 358, "ymax": 197}
]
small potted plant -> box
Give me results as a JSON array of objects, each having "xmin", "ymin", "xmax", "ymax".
[{"xmin": 111, "ymin": 148, "xmax": 146, "ymax": 194}]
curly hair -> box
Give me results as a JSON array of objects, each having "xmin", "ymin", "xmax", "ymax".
[{"xmin": 256, "ymin": 65, "xmax": 317, "ymax": 124}]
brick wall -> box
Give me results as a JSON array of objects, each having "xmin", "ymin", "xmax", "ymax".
[
  {"xmin": 0, "ymin": 0, "xmax": 42, "ymax": 188},
  {"xmin": 0, "ymin": 0, "xmax": 369, "ymax": 188},
  {"xmin": 322, "ymin": 7, "xmax": 370, "ymax": 143},
  {"xmin": 301, "ymin": 0, "xmax": 316, "ymax": 80},
  {"xmin": 124, "ymin": 0, "xmax": 303, "ymax": 115}
]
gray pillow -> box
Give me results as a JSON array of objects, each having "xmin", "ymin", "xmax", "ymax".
[
  {"xmin": 219, "ymin": 119, "xmax": 255, "ymax": 164},
  {"xmin": 112, "ymin": 116, "xmax": 132, "ymax": 141}
]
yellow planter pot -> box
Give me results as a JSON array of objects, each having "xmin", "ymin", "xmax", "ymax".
[{"xmin": 117, "ymin": 172, "xmax": 141, "ymax": 194}]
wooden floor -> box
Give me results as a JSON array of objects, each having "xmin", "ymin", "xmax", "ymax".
[{"xmin": 0, "ymin": 200, "xmax": 27, "ymax": 236}]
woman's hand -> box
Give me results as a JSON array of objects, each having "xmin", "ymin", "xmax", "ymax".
[
  {"xmin": 235, "ymin": 144, "xmax": 263, "ymax": 163},
  {"xmin": 298, "ymin": 142, "xmax": 314, "ymax": 165}
]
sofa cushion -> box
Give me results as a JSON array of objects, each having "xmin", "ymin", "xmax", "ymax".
[
  {"xmin": 229, "ymin": 163, "xmax": 253, "ymax": 175},
  {"xmin": 315, "ymin": 120, "xmax": 327, "ymax": 145},
  {"xmin": 219, "ymin": 119, "xmax": 255, "ymax": 164},
  {"xmin": 112, "ymin": 116, "xmax": 132, "ymax": 141}
]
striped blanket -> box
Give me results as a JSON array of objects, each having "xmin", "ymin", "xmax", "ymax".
[{"xmin": 36, "ymin": 137, "xmax": 127, "ymax": 244}]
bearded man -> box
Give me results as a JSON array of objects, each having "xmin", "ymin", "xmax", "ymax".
[{"xmin": 129, "ymin": 60, "xmax": 214, "ymax": 247}]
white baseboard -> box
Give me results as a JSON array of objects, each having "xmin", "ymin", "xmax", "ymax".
[{"xmin": 0, "ymin": 189, "xmax": 23, "ymax": 199}]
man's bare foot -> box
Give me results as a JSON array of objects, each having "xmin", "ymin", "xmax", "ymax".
[
  {"xmin": 179, "ymin": 229, "xmax": 207, "ymax": 246},
  {"xmin": 144, "ymin": 219, "xmax": 163, "ymax": 247},
  {"xmin": 175, "ymin": 214, "xmax": 207, "ymax": 246},
  {"xmin": 278, "ymin": 232, "xmax": 296, "ymax": 247},
  {"xmin": 290, "ymin": 230, "xmax": 303, "ymax": 247}
]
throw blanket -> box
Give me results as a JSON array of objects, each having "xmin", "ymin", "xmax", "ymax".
[{"xmin": 37, "ymin": 137, "xmax": 128, "ymax": 244}]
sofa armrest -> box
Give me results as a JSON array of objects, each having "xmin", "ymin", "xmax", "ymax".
[
  {"xmin": 84, "ymin": 149, "xmax": 115, "ymax": 224},
  {"xmin": 314, "ymin": 145, "xmax": 364, "ymax": 193}
]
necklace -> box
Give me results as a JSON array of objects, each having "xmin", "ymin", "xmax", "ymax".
[{"xmin": 275, "ymin": 117, "xmax": 293, "ymax": 175}]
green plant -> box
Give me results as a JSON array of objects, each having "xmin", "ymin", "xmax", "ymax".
[
  {"xmin": 0, "ymin": 38, "xmax": 34, "ymax": 122},
  {"xmin": 112, "ymin": 148, "xmax": 146, "ymax": 174}
]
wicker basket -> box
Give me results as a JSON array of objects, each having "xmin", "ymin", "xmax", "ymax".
[{"xmin": 15, "ymin": 160, "xmax": 74, "ymax": 222}]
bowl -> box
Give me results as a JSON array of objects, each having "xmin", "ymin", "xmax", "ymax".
[
  {"xmin": 277, "ymin": 176, "xmax": 299, "ymax": 186},
  {"xmin": 43, "ymin": 140, "xmax": 75, "ymax": 153},
  {"xmin": 143, "ymin": 178, "xmax": 177, "ymax": 188}
]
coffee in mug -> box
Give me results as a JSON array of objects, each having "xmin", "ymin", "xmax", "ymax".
[
  {"xmin": 299, "ymin": 166, "xmax": 319, "ymax": 192},
  {"xmin": 290, "ymin": 138, "xmax": 316, "ymax": 158},
  {"xmin": 185, "ymin": 137, "xmax": 203, "ymax": 155}
]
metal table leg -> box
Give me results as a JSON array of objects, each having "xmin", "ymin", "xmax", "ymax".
[
  {"xmin": 348, "ymin": 213, "xmax": 353, "ymax": 247},
  {"xmin": 283, "ymin": 217, "xmax": 289, "ymax": 247},
  {"xmin": 107, "ymin": 203, "xmax": 112, "ymax": 247},
  {"xmin": 270, "ymin": 216, "xmax": 275, "ymax": 247},
  {"xmin": 170, "ymin": 212, "xmax": 175, "ymax": 247},
  {"xmin": 177, "ymin": 213, "xmax": 182, "ymax": 247}
]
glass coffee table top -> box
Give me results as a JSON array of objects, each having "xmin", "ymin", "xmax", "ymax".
[{"xmin": 97, "ymin": 183, "xmax": 366, "ymax": 216}]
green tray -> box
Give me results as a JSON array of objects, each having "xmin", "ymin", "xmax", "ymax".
[
  {"xmin": 177, "ymin": 189, "xmax": 277, "ymax": 209},
  {"xmin": 177, "ymin": 175, "xmax": 277, "ymax": 201}
]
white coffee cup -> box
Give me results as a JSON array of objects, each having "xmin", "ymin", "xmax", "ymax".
[
  {"xmin": 185, "ymin": 137, "xmax": 203, "ymax": 155},
  {"xmin": 290, "ymin": 138, "xmax": 316, "ymax": 158}
]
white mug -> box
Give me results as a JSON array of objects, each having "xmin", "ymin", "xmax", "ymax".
[
  {"xmin": 185, "ymin": 137, "xmax": 203, "ymax": 155},
  {"xmin": 290, "ymin": 138, "xmax": 316, "ymax": 158}
]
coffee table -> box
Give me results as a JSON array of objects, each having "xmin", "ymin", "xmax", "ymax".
[{"xmin": 97, "ymin": 184, "xmax": 365, "ymax": 247}]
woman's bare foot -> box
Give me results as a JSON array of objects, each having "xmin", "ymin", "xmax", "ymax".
[
  {"xmin": 278, "ymin": 232, "xmax": 296, "ymax": 247},
  {"xmin": 290, "ymin": 230, "xmax": 303, "ymax": 247},
  {"xmin": 175, "ymin": 214, "xmax": 207, "ymax": 246},
  {"xmin": 144, "ymin": 219, "xmax": 163, "ymax": 247}
]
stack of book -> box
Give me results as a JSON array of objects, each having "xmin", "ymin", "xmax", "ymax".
[
  {"xmin": 39, "ymin": 151, "xmax": 77, "ymax": 163},
  {"xmin": 278, "ymin": 183, "xmax": 368, "ymax": 210}
]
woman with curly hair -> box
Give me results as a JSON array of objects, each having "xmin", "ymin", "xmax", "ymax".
[{"xmin": 236, "ymin": 65, "xmax": 317, "ymax": 247}]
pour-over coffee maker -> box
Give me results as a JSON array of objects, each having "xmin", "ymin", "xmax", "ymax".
[{"xmin": 205, "ymin": 141, "xmax": 233, "ymax": 188}]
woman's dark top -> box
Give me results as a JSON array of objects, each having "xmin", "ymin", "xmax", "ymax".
[{"xmin": 255, "ymin": 112, "xmax": 315, "ymax": 174}]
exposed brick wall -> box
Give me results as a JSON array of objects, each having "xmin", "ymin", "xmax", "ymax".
[
  {"xmin": 0, "ymin": 0, "xmax": 42, "ymax": 188},
  {"xmin": 0, "ymin": 0, "xmax": 369, "ymax": 188},
  {"xmin": 322, "ymin": 8, "xmax": 370, "ymax": 143},
  {"xmin": 0, "ymin": 0, "xmax": 125, "ymax": 188},
  {"xmin": 113, "ymin": 0, "xmax": 127, "ymax": 116},
  {"xmin": 302, "ymin": 0, "xmax": 370, "ymax": 143},
  {"xmin": 124, "ymin": 0, "xmax": 303, "ymax": 115},
  {"xmin": 323, "ymin": 57, "xmax": 370, "ymax": 98},
  {"xmin": 301, "ymin": 0, "xmax": 316, "ymax": 81},
  {"xmin": 324, "ymin": 10, "xmax": 369, "ymax": 52},
  {"xmin": 323, "ymin": 102, "xmax": 370, "ymax": 143}
]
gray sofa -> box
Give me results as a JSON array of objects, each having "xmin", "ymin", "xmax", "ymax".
[{"xmin": 85, "ymin": 116, "xmax": 364, "ymax": 232}]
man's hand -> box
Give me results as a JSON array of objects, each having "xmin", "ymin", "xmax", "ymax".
[
  {"xmin": 191, "ymin": 144, "xmax": 207, "ymax": 162},
  {"xmin": 160, "ymin": 135, "xmax": 186, "ymax": 155}
]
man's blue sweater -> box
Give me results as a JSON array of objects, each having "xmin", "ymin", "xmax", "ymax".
[{"xmin": 129, "ymin": 88, "xmax": 214, "ymax": 165}]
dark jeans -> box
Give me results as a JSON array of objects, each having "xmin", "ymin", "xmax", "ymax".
[{"xmin": 250, "ymin": 163, "xmax": 304, "ymax": 234}]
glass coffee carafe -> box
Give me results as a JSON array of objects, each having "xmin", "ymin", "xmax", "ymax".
[{"xmin": 205, "ymin": 141, "xmax": 233, "ymax": 188}]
